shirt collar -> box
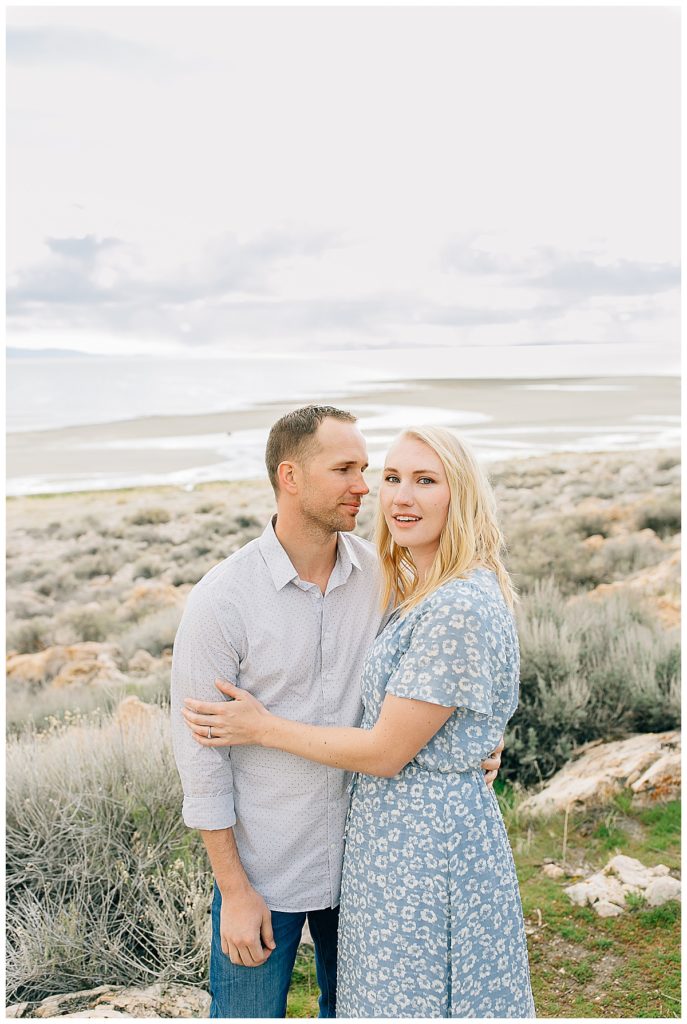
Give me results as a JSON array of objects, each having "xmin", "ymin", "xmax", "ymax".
[{"xmin": 258, "ymin": 516, "xmax": 363, "ymax": 592}]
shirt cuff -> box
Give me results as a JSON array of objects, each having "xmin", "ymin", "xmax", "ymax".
[{"xmin": 182, "ymin": 794, "xmax": 237, "ymax": 830}]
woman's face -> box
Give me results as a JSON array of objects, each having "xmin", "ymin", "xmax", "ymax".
[{"xmin": 380, "ymin": 435, "xmax": 451, "ymax": 557}]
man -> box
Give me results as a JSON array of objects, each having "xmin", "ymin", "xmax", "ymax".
[{"xmin": 171, "ymin": 405, "xmax": 502, "ymax": 1019}]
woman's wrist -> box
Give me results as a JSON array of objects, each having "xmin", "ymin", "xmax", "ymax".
[{"xmin": 257, "ymin": 712, "xmax": 280, "ymax": 748}]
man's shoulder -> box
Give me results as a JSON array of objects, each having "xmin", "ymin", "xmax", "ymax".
[{"xmin": 185, "ymin": 536, "xmax": 265, "ymax": 609}]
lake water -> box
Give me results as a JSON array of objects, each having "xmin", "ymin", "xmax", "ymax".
[{"xmin": 6, "ymin": 350, "xmax": 680, "ymax": 495}]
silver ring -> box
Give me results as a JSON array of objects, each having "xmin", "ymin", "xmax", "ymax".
[{"xmin": 207, "ymin": 727, "xmax": 212, "ymax": 739}]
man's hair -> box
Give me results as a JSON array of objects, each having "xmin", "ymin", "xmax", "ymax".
[{"xmin": 265, "ymin": 405, "xmax": 357, "ymax": 493}]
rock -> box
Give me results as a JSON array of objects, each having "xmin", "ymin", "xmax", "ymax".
[
  {"xmin": 586, "ymin": 550, "xmax": 680, "ymax": 629},
  {"xmin": 120, "ymin": 581, "xmax": 186, "ymax": 619},
  {"xmin": 582, "ymin": 534, "xmax": 606, "ymax": 551},
  {"xmin": 564, "ymin": 854, "xmax": 679, "ymax": 916},
  {"xmin": 5, "ymin": 1003, "xmax": 29, "ymax": 1017},
  {"xmin": 113, "ymin": 695, "xmax": 165, "ymax": 732},
  {"xmin": 29, "ymin": 985, "xmax": 114, "ymax": 1017},
  {"xmin": 631, "ymin": 753, "xmax": 682, "ymax": 805},
  {"xmin": 542, "ymin": 863, "xmax": 565, "ymax": 879},
  {"xmin": 520, "ymin": 731, "xmax": 681, "ymax": 817},
  {"xmin": 6, "ymin": 643, "xmax": 124, "ymax": 687},
  {"xmin": 127, "ymin": 649, "xmax": 159, "ymax": 675},
  {"xmin": 51, "ymin": 644, "xmax": 127, "ymax": 690},
  {"xmin": 16, "ymin": 983, "xmax": 210, "ymax": 1018},
  {"xmin": 605, "ymin": 855, "xmax": 651, "ymax": 892},
  {"xmin": 645, "ymin": 876, "xmax": 682, "ymax": 907},
  {"xmin": 595, "ymin": 900, "xmax": 625, "ymax": 918}
]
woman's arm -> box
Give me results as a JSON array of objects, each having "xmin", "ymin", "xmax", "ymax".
[{"xmin": 183, "ymin": 681, "xmax": 454, "ymax": 778}]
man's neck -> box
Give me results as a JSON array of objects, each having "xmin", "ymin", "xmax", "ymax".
[{"xmin": 273, "ymin": 511, "xmax": 338, "ymax": 592}]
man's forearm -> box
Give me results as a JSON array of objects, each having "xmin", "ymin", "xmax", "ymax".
[{"xmin": 200, "ymin": 827, "xmax": 254, "ymax": 897}]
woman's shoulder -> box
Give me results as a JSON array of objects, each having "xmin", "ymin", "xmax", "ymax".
[
  {"xmin": 401, "ymin": 571, "xmax": 497, "ymax": 628},
  {"xmin": 429, "ymin": 569, "xmax": 498, "ymax": 606}
]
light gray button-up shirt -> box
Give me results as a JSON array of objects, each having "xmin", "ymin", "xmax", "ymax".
[{"xmin": 170, "ymin": 517, "xmax": 385, "ymax": 912}]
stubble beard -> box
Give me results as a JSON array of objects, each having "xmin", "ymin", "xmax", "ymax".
[{"xmin": 300, "ymin": 484, "xmax": 356, "ymax": 536}]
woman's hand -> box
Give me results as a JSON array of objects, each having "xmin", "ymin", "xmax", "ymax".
[
  {"xmin": 183, "ymin": 680, "xmax": 272, "ymax": 747},
  {"xmin": 481, "ymin": 734, "xmax": 505, "ymax": 787}
]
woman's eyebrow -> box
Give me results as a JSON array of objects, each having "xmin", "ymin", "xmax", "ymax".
[{"xmin": 383, "ymin": 466, "xmax": 438, "ymax": 475}]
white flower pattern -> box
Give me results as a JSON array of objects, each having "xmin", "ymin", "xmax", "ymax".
[{"xmin": 336, "ymin": 570, "xmax": 535, "ymax": 1018}]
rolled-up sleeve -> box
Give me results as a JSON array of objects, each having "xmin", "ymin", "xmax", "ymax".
[{"xmin": 170, "ymin": 586, "xmax": 242, "ymax": 830}]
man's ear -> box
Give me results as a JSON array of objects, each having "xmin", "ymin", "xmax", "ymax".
[{"xmin": 277, "ymin": 460, "xmax": 299, "ymax": 494}]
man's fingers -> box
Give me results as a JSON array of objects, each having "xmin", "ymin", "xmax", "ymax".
[
  {"xmin": 494, "ymin": 735, "xmax": 505, "ymax": 755},
  {"xmin": 239, "ymin": 940, "xmax": 269, "ymax": 967},
  {"xmin": 226, "ymin": 939, "xmax": 240, "ymax": 964},
  {"xmin": 481, "ymin": 755, "xmax": 500, "ymax": 774},
  {"xmin": 261, "ymin": 909, "xmax": 276, "ymax": 951},
  {"xmin": 484, "ymin": 769, "xmax": 497, "ymax": 788}
]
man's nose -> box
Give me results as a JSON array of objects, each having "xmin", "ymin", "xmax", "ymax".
[{"xmin": 350, "ymin": 473, "xmax": 369, "ymax": 495}]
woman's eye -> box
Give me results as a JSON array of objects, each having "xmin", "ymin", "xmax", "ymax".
[
  {"xmin": 384, "ymin": 474, "xmax": 400, "ymax": 483},
  {"xmin": 419, "ymin": 477, "xmax": 436, "ymax": 485}
]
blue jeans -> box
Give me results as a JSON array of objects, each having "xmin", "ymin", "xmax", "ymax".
[{"xmin": 209, "ymin": 883, "xmax": 339, "ymax": 1019}]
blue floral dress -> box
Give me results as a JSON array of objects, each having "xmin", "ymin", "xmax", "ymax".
[{"xmin": 336, "ymin": 570, "xmax": 535, "ymax": 1018}]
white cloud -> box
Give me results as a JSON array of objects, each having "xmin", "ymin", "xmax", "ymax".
[{"xmin": 6, "ymin": 6, "xmax": 680, "ymax": 360}]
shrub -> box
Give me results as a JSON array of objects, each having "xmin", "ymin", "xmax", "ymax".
[
  {"xmin": 6, "ymin": 618, "xmax": 54, "ymax": 654},
  {"xmin": 55, "ymin": 606, "xmax": 112, "ymax": 644},
  {"xmin": 504, "ymin": 582, "xmax": 681, "ymax": 787},
  {"xmin": 132, "ymin": 558, "xmax": 164, "ymax": 580},
  {"xmin": 127, "ymin": 507, "xmax": 171, "ymax": 526},
  {"xmin": 6, "ymin": 717, "xmax": 210, "ymax": 1003},
  {"xmin": 118, "ymin": 607, "xmax": 183, "ymax": 659},
  {"xmin": 73, "ymin": 554, "xmax": 118, "ymax": 580},
  {"xmin": 636, "ymin": 497, "xmax": 681, "ymax": 539}
]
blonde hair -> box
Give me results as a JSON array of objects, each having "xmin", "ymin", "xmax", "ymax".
[{"xmin": 375, "ymin": 427, "xmax": 516, "ymax": 613}]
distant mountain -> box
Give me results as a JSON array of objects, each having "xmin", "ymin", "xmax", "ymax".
[{"xmin": 6, "ymin": 347, "xmax": 100, "ymax": 359}]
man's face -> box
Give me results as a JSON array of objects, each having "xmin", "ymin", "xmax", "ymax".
[{"xmin": 297, "ymin": 418, "xmax": 370, "ymax": 533}]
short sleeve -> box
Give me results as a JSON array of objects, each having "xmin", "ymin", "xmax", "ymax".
[{"xmin": 385, "ymin": 583, "xmax": 493, "ymax": 716}]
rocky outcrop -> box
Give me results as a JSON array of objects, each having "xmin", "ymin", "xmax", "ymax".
[
  {"xmin": 127, "ymin": 649, "xmax": 164, "ymax": 675},
  {"xmin": 6, "ymin": 982, "xmax": 211, "ymax": 1018},
  {"xmin": 6, "ymin": 643, "xmax": 126, "ymax": 688},
  {"xmin": 112, "ymin": 695, "xmax": 165, "ymax": 732},
  {"xmin": 585, "ymin": 548, "xmax": 680, "ymax": 629},
  {"xmin": 119, "ymin": 581, "xmax": 188, "ymax": 620},
  {"xmin": 520, "ymin": 731, "xmax": 681, "ymax": 816},
  {"xmin": 564, "ymin": 854, "xmax": 681, "ymax": 918}
]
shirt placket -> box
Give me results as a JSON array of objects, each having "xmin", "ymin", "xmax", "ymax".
[
  {"xmin": 299, "ymin": 580, "xmax": 335, "ymax": 908},
  {"xmin": 321, "ymin": 587, "xmax": 341, "ymax": 905}
]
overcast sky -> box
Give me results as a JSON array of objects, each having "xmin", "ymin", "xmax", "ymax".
[{"xmin": 6, "ymin": 5, "xmax": 680, "ymax": 360}]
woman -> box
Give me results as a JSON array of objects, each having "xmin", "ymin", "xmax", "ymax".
[{"xmin": 183, "ymin": 427, "xmax": 535, "ymax": 1018}]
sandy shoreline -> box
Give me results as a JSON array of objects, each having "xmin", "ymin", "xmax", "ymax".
[{"xmin": 7, "ymin": 376, "xmax": 679, "ymax": 489}]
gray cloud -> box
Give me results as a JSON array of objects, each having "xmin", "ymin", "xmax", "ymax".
[
  {"xmin": 443, "ymin": 237, "xmax": 680, "ymax": 300},
  {"xmin": 526, "ymin": 254, "xmax": 680, "ymax": 296},
  {"xmin": 10, "ymin": 227, "xmax": 676, "ymax": 349},
  {"xmin": 6, "ymin": 26, "xmax": 160, "ymax": 68},
  {"xmin": 7, "ymin": 228, "xmax": 353, "ymax": 338}
]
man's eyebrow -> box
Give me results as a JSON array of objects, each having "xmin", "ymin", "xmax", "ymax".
[{"xmin": 334, "ymin": 459, "xmax": 368, "ymax": 467}]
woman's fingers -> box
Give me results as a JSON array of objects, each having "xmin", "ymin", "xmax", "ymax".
[
  {"xmin": 184, "ymin": 698, "xmax": 232, "ymax": 715},
  {"xmin": 182, "ymin": 707, "xmax": 227, "ymax": 729}
]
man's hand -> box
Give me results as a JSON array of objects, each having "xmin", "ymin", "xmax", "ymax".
[
  {"xmin": 481, "ymin": 735, "xmax": 505, "ymax": 788},
  {"xmin": 219, "ymin": 884, "xmax": 276, "ymax": 967}
]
